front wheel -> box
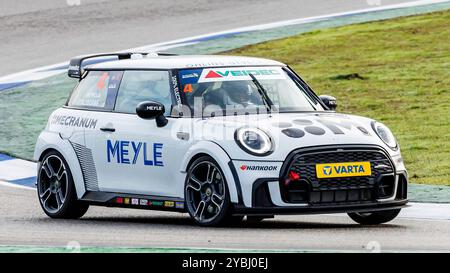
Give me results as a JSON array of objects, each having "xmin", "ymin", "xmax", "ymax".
[
  {"xmin": 37, "ymin": 150, "xmax": 89, "ymax": 219},
  {"xmin": 348, "ymin": 209, "xmax": 401, "ymax": 225},
  {"xmin": 185, "ymin": 156, "xmax": 233, "ymax": 227}
]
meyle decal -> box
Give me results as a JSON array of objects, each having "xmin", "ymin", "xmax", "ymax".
[
  {"xmin": 240, "ymin": 165, "xmax": 278, "ymax": 171},
  {"xmin": 106, "ymin": 140, "xmax": 164, "ymax": 166},
  {"xmin": 51, "ymin": 115, "xmax": 97, "ymax": 129},
  {"xmin": 139, "ymin": 199, "xmax": 148, "ymax": 206},
  {"xmin": 198, "ymin": 66, "xmax": 286, "ymax": 82}
]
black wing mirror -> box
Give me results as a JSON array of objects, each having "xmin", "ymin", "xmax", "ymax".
[
  {"xmin": 136, "ymin": 101, "xmax": 168, "ymax": 127},
  {"xmin": 319, "ymin": 95, "xmax": 337, "ymax": 111}
]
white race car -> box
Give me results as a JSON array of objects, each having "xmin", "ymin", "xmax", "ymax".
[{"xmin": 34, "ymin": 53, "xmax": 408, "ymax": 226}]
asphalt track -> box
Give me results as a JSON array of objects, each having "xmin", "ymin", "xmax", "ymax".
[
  {"xmin": 1, "ymin": 0, "xmax": 449, "ymax": 252},
  {"xmin": 1, "ymin": 185, "xmax": 449, "ymax": 252},
  {"xmin": 0, "ymin": 0, "xmax": 413, "ymax": 76}
]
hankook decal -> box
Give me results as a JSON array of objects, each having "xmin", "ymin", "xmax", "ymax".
[{"xmin": 240, "ymin": 165, "xmax": 278, "ymax": 171}]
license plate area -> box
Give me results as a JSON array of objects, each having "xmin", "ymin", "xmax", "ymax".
[{"xmin": 316, "ymin": 161, "xmax": 371, "ymax": 179}]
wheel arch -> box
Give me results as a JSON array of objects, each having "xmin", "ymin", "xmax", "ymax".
[
  {"xmin": 34, "ymin": 131, "xmax": 86, "ymax": 199},
  {"xmin": 180, "ymin": 141, "xmax": 240, "ymax": 204}
]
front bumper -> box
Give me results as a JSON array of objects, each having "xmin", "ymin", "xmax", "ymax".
[
  {"xmin": 233, "ymin": 199, "xmax": 408, "ymax": 216},
  {"xmin": 231, "ymin": 144, "xmax": 409, "ymax": 216}
]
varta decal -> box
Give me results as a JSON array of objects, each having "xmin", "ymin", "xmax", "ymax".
[
  {"xmin": 107, "ymin": 140, "xmax": 164, "ymax": 166},
  {"xmin": 316, "ymin": 162, "xmax": 371, "ymax": 178}
]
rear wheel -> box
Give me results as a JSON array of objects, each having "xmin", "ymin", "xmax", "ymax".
[
  {"xmin": 348, "ymin": 209, "xmax": 401, "ymax": 225},
  {"xmin": 185, "ymin": 156, "xmax": 233, "ymax": 227},
  {"xmin": 37, "ymin": 150, "xmax": 89, "ymax": 219}
]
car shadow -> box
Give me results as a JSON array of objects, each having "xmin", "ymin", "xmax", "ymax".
[{"xmin": 75, "ymin": 214, "xmax": 406, "ymax": 230}]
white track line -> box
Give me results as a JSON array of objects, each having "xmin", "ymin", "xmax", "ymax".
[
  {"xmin": 0, "ymin": 177, "xmax": 447, "ymax": 221},
  {"xmin": 0, "ymin": 180, "xmax": 35, "ymax": 191},
  {"xmin": 0, "ymin": 159, "xmax": 37, "ymax": 181}
]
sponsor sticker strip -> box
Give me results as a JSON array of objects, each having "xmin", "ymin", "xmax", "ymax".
[{"xmin": 115, "ymin": 197, "xmax": 184, "ymax": 209}]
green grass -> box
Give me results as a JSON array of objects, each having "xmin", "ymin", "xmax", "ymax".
[
  {"xmin": 227, "ymin": 10, "xmax": 450, "ymax": 185},
  {"xmin": 0, "ymin": 75, "xmax": 77, "ymax": 160}
]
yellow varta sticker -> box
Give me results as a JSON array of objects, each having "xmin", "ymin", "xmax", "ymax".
[{"xmin": 316, "ymin": 162, "xmax": 371, "ymax": 178}]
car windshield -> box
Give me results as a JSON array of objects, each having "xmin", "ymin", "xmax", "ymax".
[{"xmin": 179, "ymin": 66, "xmax": 323, "ymax": 116}]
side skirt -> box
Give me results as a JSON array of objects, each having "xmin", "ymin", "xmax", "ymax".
[{"xmin": 80, "ymin": 191, "xmax": 186, "ymax": 212}]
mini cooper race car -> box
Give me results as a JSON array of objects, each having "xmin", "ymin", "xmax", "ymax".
[{"xmin": 34, "ymin": 52, "xmax": 408, "ymax": 226}]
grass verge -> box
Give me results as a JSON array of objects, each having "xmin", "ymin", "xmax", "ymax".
[{"xmin": 227, "ymin": 10, "xmax": 450, "ymax": 185}]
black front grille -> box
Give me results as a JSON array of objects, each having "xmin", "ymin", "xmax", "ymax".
[{"xmin": 280, "ymin": 146, "xmax": 395, "ymax": 205}]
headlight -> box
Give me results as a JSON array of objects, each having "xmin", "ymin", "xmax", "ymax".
[
  {"xmin": 235, "ymin": 127, "xmax": 273, "ymax": 156},
  {"xmin": 371, "ymin": 121, "xmax": 398, "ymax": 150}
]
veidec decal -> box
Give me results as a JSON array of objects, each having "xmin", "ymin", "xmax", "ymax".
[
  {"xmin": 107, "ymin": 140, "xmax": 164, "ymax": 166},
  {"xmin": 199, "ymin": 67, "xmax": 286, "ymax": 82},
  {"xmin": 205, "ymin": 70, "xmax": 222, "ymax": 78}
]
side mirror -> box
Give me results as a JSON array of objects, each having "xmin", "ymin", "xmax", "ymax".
[
  {"xmin": 319, "ymin": 95, "xmax": 337, "ymax": 111},
  {"xmin": 136, "ymin": 101, "xmax": 168, "ymax": 127}
]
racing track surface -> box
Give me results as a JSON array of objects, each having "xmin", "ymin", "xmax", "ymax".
[
  {"xmin": 0, "ymin": 0, "xmax": 413, "ymax": 76},
  {"xmin": 1, "ymin": 0, "xmax": 449, "ymax": 252},
  {"xmin": 1, "ymin": 186, "xmax": 449, "ymax": 252}
]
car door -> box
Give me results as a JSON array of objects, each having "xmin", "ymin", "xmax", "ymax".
[
  {"xmin": 85, "ymin": 70, "xmax": 185, "ymax": 197},
  {"xmin": 65, "ymin": 70, "xmax": 123, "ymax": 193}
]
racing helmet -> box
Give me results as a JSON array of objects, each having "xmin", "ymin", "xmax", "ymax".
[{"xmin": 222, "ymin": 81, "xmax": 252, "ymax": 105}]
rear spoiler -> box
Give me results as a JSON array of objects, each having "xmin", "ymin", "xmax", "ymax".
[{"xmin": 67, "ymin": 52, "xmax": 151, "ymax": 79}]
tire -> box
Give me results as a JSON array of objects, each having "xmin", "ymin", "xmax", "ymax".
[
  {"xmin": 37, "ymin": 150, "xmax": 89, "ymax": 219},
  {"xmin": 348, "ymin": 209, "xmax": 401, "ymax": 225},
  {"xmin": 185, "ymin": 156, "xmax": 234, "ymax": 227}
]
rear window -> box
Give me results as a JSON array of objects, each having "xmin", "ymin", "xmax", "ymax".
[{"xmin": 68, "ymin": 71, "xmax": 123, "ymax": 109}]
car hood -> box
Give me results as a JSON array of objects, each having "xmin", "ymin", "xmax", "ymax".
[{"xmin": 190, "ymin": 112, "xmax": 396, "ymax": 161}]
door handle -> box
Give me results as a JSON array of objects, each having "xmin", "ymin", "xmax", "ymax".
[{"xmin": 100, "ymin": 127, "xmax": 115, "ymax": 132}]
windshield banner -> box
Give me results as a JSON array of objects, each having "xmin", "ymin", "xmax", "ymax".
[{"xmin": 179, "ymin": 67, "xmax": 286, "ymax": 85}]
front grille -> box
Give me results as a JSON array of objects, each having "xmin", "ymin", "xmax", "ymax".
[{"xmin": 280, "ymin": 146, "xmax": 395, "ymax": 205}]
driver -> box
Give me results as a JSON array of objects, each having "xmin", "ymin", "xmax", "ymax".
[{"xmin": 221, "ymin": 81, "xmax": 253, "ymax": 107}]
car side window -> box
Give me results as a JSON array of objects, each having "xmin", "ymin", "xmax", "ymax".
[
  {"xmin": 114, "ymin": 70, "xmax": 172, "ymax": 115},
  {"xmin": 68, "ymin": 71, "xmax": 123, "ymax": 110}
]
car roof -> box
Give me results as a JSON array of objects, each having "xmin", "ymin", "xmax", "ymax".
[{"xmin": 86, "ymin": 55, "xmax": 286, "ymax": 70}]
